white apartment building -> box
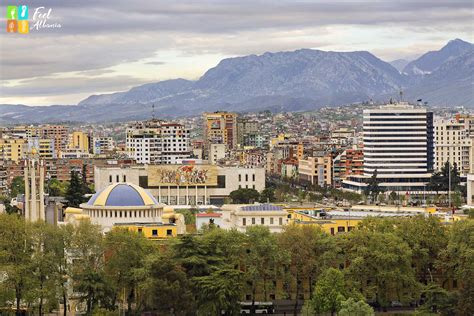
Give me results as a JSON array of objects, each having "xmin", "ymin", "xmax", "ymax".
[
  {"xmin": 92, "ymin": 137, "xmax": 114, "ymax": 155},
  {"xmin": 343, "ymin": 102, "xmax": 434, "ymax": 193},
  {"xmin": 209, "ymin": 143, "xmax": 226, "ymax": 165},
  {"xmin": 126, "ymin": 120, "xmax": 191, "ymax": 164},
  {"xmin": 435, "ymin": 119, "xmax": 474, "ymax": 176}
]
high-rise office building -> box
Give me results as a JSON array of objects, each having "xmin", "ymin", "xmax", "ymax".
[
  {"xmin": 126, "ymin": 119, "xmax": 191, "ymax": 164},
  {"xmin": 343, "ymin": 102, "xmax": 434, "ymax": 193}
]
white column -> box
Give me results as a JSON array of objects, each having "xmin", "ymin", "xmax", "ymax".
[
  {"xmin": 24, "ymin": 161, "xmax": 30, "ymax": 219},
  {"xmin": 30, "ymin": 160, "xmax": 37, "ymax": 221},
  {"xmin": 39, "ymin": 161, "xmax": 45, "ymax": 221}
]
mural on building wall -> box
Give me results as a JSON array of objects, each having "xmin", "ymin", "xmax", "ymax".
[{"xmin": 149, "ymin": 165, "xmax": 218, "ymax": 186}]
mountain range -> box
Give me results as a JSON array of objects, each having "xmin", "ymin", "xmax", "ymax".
[{"xmin": 1, "ymin": 38, "xmax": 472, "ymax": 123}]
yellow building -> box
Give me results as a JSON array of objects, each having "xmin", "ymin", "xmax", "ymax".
[
  {"xmin": 286, "ymin": 208, "xmax": 359, "ymax": 235},
  {"xmin": 0, "ymin": 138, "xmax": 27, "ymax": 162},
  {"xmin": 114, "ymin": 222, "xmax": 177, "ymax": 239},
  {"xmin": 70, "ymin": 131, "xmax": 90, "ymax": 152},
  {"xmin": 203, "ymin": 112, "xmax": 238, "ymax": 149}
]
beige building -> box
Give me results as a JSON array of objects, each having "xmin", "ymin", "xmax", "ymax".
[
  {"xmin": 0, "ymin": 138, "xmax": 27, "ymax": 162},
  {"xmin": 209, "ymin": 143, "xmax": 226, "ymax": 165},
  {"xmin": 94, "ymin": 164, "xmax": 265, "ymax": 206},
  {"xmin": 298, "ymin": 156, "xmax": 332, "ymax": 186},
  {"xmin": 203, "ymin": 112, "xmax": 238, "ymax": 149},
  {"xmin": 219, "ymin": 204, "xmax": 289, "ymax": 233},
  {"xmin": 435, "ymin": 119, "xmax": 474, "ymax": 176}
]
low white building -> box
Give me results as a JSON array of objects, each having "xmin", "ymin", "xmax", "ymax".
[
  {"xmin": 195, "ymin": 212, "xmax": 223, "ymax": 229},
  {"xmin": 219, "ymin": 204, "xmax": 289, "ymax": 233},
  {"xmin": 94, "ymin": 164, "xmax": 265, "ymax": 206}
]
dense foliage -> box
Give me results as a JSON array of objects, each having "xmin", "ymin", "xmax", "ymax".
[{"xmin": 0, "ymin": 214, "xmax": 472, "ymax": 316}]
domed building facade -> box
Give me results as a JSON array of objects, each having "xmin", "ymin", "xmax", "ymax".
[{"xmin": 78, "ymin": 183, "xmax": 164, "ymax": 232}]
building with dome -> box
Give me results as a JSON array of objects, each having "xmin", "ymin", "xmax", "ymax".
[{"xmin": 65, "ymin": 182, "xmax": 186, "ymax": 237}]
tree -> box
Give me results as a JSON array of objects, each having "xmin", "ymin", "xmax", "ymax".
[
  {"xmin": 71, "ymin": 221, "xmax": 107, "ymax": 315},
  {"xmin": 364, "ymin": 169, "xmax": 383, "ymax": 202},
  {"xmin": 47, "ymin": 179, "xmax": 68, "ymax": 197},
  {"xmin": 341, "ymin": 228, "xmax": 421, "ymax": 310},
  {"xmin": 65, "ymin": 171, "xmax": 87, "ymax": 207},
  {"xmin": 389, "ymin": 191, "xmax": 398, "ymax": 205},
  {"xmin": 278, "ymin": 225, "xmax": 338, "ymax": 316},
  {"xmin": 307, "ymin": 268, "xmax": 347, "ymax": 316},
  {"xmin": 138, "ymin": 252, "xmax": 195, "ymax": 315},
  {"xmin": 244, "ymin": 226, "xmax": 279, "ymax": 313},
  {"xmin": 259, "ymin": 188, "xmax": 276, "ymax": 203},
  {"xmin": 194, "ymin": 268, "xmax": 244, "ymax": 315},
  {"xmin": 10, "ymin": 176, "xmax": 25, "ymax": 198},
  {"xmin": 0, "ymin": 214, "xmax": 34, "ymax": 316},
  {"xmin": 104, "ymin": 229, "xmax": 151, "ymax": 315},
  {"xmin": 338, "ymin": 298, "xmax": 374, "ymax": 316},
  {"xmin": 229, "ymin": 188, "xmax": 260, "ymax": 204},
  {"xmin": 437, "ymin": 220, "xmax": 474, "ymax": 315}
]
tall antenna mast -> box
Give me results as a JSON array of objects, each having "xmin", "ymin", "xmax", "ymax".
[{"xmin": 152, "ymin": 104, "xmax": 155, "ymax": 120}]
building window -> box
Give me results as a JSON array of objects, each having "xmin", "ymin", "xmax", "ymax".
[
  {"xmin": 270, "ymin": 218, "xmax": 274, "ymax": 225},
  {"xmin": 239, "ymin": 174, "xmax": 241, "ymax": 181},
  {"xmin": 123, "ymin": 175, "xmax": 126, "ymax": 182},
  {"xmin": 109, "ymin": 175, "xmax": 112, "ymax": 183},
  {"xmin": 138, "ymin": 228, "xmax": 142, "ymax": 234},
  {"xmin": 330, "ymin": 227, "xmax": 335, "ymax": 235},
  {"xmin": 116, "ymin": 175, "xmax": 119, "ymax": 182},
  {"xmin": 252, "ymin": 218, "xmax": 255, "ymax": 225},
  {"xmin": 243, "ymin": 218, "xmax": 246, "ymax": 226},
  {"xmin": 337, "ymin": 226, "xmax": 345, "ymax": 233},
  {"xmin": 152, "ymin": 229, "xmax": 158, "ymax": 236},
  {"xmin": 279, "ymin": 218, "xmax": 283, "ymax": 225},
  {"xmin": 245, "ymin": 174, "xmax": 248, "ymax": 181},
  {"xmin": 167, "ymin": 229, "xmax": 173, "ymax": 236},
  {"xmin": 261, "ymin": 218, "xmax": 265, "ymax": 225},
  {"xmin": 252, "ymin": 174, "xmax": 255, "ymax": 181}
]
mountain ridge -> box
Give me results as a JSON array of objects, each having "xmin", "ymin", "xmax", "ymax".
[{"xmin": 1, "ymin": 38, "xmax": 472, "ymax": 123}]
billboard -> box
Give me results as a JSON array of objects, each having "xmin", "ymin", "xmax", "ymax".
[
  {"xmin": 209, "ymin": 120, "xmax": 221, "ymax": 129},
  {"xmin": 148, "ymin": 165, "xmax": 218, "ymax": 186}
]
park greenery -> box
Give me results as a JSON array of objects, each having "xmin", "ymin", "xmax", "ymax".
[{"xmin": 0, "ymin": 214, "xmax": 472, "ymax": 316}]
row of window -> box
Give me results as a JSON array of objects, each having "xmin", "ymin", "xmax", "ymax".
[
  {"xmin": 242, "ymin": 217, "xmax": 284, "ymax": 226},
  {"xmin": 238, "ymin": 173, "xmax": 256, "ymax": 182},
  {"xmin": 88, "ymin": 209, "xmax": 160, "ymax": 218}
]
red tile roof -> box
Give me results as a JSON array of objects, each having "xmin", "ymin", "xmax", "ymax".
[{"xmin": 196, "ymin": 212, "xmax": 222, "ymax": 217}]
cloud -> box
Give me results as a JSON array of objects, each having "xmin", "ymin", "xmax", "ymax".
[{"xmin": 0, "ymin": 0, "xmax": 472, "ymax": 105}]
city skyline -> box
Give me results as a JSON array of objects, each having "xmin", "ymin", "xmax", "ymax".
[{"xmin": 0, "ymin": 0, "xmax": 473, "ymax": 106}]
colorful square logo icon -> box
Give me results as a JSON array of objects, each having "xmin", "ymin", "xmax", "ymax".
[
  {"xmin": 18, "ymin": 20, "xmax": 28, "ymax": 34},
  {"xmin": 7, "ymin": 5, "xmax": 17, "ymax": 19},
  {"xmin": 7, "ymin": 19, "xmax": 17, "ymax": 33},
  {"xmin": 18, "ymin": 5, "xmax": 28, "ymax": 20}
]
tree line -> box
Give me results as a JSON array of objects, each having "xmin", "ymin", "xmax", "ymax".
[{"xmin": 0, "ymin": 213, "xmax": 473, "ymax": 316}]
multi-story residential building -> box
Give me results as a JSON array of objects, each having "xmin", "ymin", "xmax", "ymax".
[
  {"xmin": 28, "ymin": 138, "xmax": 56, "ymax": 159},
  {"xmin": 434, "ymin": 119, "xmax": 474, "ymax": 176},
  {"xmin": 203, "ymin": 111, "xmax": 238, "ymax": 149},
  {"xmin": 209, "ymin": 143, "xmax": 226, "ymax": 165},
  {"xmin": 298, "ymin": 155, "xmax": 333, "ymax": 186},
  {"xmin": 39, "ymin": 125, "xmax": 68, "ymax": 153},
  {"xmin": 0, "ymin": 138, "xmax": 27, "ymax": 162},
  {"xmin": 237, "ymin": 118, "xmax": 259, "ymax": 147},
  {"xmin": 69, "ymin": 131, "xmax": 90, "ymax": 152},
  {"xmin": 333, "ymin": 148, "xmax": 364, "ymax": 188},
  {"xmin": 343, "ymin": 102, "xmax": 434, "ymax": 193},
  {"xmin": 92, "ymin": 137, "xmax": 114, "ymax": 155},
  {"xmin": 126, "ymin": 120, "xmax": 191, "ymax": 165}
]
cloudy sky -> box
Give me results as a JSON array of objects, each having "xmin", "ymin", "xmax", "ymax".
[{"xmin": 0, "ymin": 0, "xmax": 472, "ymax": 106}]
